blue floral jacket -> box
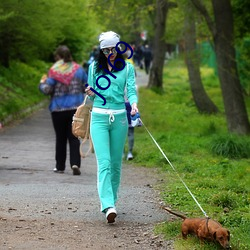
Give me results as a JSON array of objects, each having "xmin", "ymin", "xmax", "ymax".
[{"xmin": 39, "ymin": 67, "xmax": 87, "ymax": 112}]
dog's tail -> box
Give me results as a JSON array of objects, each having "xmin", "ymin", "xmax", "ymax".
[{"xmin": 162, "ymin": 206, "xmax": 187, "ymax": 220}]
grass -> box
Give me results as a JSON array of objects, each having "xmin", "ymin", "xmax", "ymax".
[
  {"xmin": 0, "ymin": 60, "xmax": 50, "ymax": 123},
  {"xmin": 129, "ymin": 58, "xmax": 250, "ymax": 250}
]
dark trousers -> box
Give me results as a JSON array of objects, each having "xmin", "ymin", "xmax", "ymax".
[
  {"xmin": 125, "ymin": 102, "xmax": 134, "ymax": 153},
  {"xmin": 144, "ymin": 59, "xmax": 151, "ymax": 74},
  {"xmin": 127, "ymin": 127, "xmax": 134, "ymax": 152},
  {"xmin": 51, "ymin": 110, "xmax": 80, "ymax": 171}
]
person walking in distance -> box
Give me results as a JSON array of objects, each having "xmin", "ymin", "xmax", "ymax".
[
  {"xmin": 85, "ymin": 31, "xmax": 138, "ymax": 223},
  {"xmin": 39, "ymin": 45, "xmax": 87, "ymax": 175},
  {"xmin": 143, "ymin": 44, "xmax": 152, "ymax": 74},
  {"xmin": 125, "ymin": 101, "xmax": 135, "ymax": 160},
  {"xmin": 124, "ymin": 48, "xmax": 137, "ymax": 161}
]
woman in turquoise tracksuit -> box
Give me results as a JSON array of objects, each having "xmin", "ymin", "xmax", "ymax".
[{"xmin": 85, "ymin": 31, "xmax": 138, "ymax": 223}]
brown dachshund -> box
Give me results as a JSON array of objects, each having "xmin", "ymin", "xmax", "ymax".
[{"xmin": 162, "ymin": 207, "xmax": 231, "ymax": 249}]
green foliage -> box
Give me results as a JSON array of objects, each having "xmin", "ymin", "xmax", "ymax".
[
  {"xmin": 0, "ymin": 60, "xmax": 49, "ymax": 122},
  {"xmin": 210, "ymin": 191, "xmax": 238, "ymax": 209},
  {"xmin": 0, "ymin": 0, "xmax": 100, "ymax": 66},
  {"xmin": 92, "ymin": 0, "xmax": 155, "ymax": 44},
  {"xmin": 165, "ymin": 2, "xmax": 184, "ymax": 44},
  {"xmin": 236, "ymin": 37, "xmax": 250, "ymax": 95},
  {"xmin": 130, "ymin": 58, "xmax": 250, "ymax": 249},
  {"xmin": 210, "ymin": 135, "xmax": 250, "ymax": 159},
  {"xmin": 165, "ymin": 0, "xmax": 213, "ymax": 45},
  {"xmin": 232, "ymin": 0, "xmax": 250, "ymax": 39}
]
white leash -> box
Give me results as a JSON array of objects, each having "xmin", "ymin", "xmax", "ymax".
[{"xmin": 139, "ymin": 118, "xmax": 209, "ymax": 218}]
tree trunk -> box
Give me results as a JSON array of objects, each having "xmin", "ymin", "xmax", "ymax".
[
  {"xmin": 147, "ymin": 0, "xmax": 168, "ymax": 89},
  {"xmin": 184, "ymin": 4, "xmax": 218, "ymax": 114},
  {"xmin": 212, "ymin": 0, "xmax": 250, "ymax": 134},
  {"xmin": 191, "ymin": 0, "xmax": 250, "ymax": 134}
]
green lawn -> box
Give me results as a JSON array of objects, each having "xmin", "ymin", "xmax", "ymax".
[
  {"xmin": 0, "ymin": 60, "xmax": 49, "ymax": 122},
  {"xmin": 129, "ymin": 59, "xmax": 250, "ymax": 250}
]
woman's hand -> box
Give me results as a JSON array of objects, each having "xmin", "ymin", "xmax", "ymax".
[
  {"xmin": 85, "ymin": 85, "xmax": 95, "ymax": 97},
  {"xmin": 131, "ymin": 103, "xmax": 138, "ymax": 116}
]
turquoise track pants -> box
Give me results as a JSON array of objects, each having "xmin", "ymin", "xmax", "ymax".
[{"xmin": 90, "ymin": 111, "xmax": 128, "ymax": 212}]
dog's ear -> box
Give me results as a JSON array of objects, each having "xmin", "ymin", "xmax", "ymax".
[
  {"xmin": 227, "ymin": 230, "xmax": 230, "ymax": 240},
  {"xmin": 213, "ymin": 231, "xmax": 217, "ymax": 240}
]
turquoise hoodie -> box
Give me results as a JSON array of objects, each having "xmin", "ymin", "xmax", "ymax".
[{"xmin": 87, "ymin": 61, "xmax": 138, "ymax": 110}]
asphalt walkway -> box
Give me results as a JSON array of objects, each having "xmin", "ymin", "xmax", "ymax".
[{"xmin": 0, "ymin": 69, "xmax": 172, "ymax": 249}]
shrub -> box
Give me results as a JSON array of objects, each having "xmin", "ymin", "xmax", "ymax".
[
  {"xmin": 210, "ymin": 135, "xmax": 250, "ymax": 159},
  {"xmin": 210, "ymin": 191, "xmax": 237, "ymax": 209}
]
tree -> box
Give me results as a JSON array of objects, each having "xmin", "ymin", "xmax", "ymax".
[
  {"xmin": 91, "ymin": 0, "xmax": 155, "ymax": 45},
  {"xmin": 232, "ymin": 0, "xmax": 250, "ymax": 40},
  {"xmin": 184, "ymin": 1, "xmax": 218, "ymax": 114},
  {"xmin": 232, "ymin": 0, "xmax": 250, "ymax": 96},
  {"xmin": 0, "ymin": 0, "xmax": 98, "ymax": 66},
  {"xmin": 148, "ymin": 0, "xmax": 177, "ymax": 89},
  {"xmin": 191, "ymin": 0, "xmax": 250, "ymax": 134}
]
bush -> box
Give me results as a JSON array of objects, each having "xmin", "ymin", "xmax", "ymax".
[
  {"xmin": 210, "ymin": 135, "xmax": 250, "ymax": 159},
  {"xmin": 0, "ymin": 60, "xmax": 48, "ymax": 122},
  {"xmin": 210, "ymin": 191, "xmax": 237, "ymax": 209}
]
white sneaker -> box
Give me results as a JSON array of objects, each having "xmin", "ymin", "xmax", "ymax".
[
  {"xmin": 127, "ymin": 152, "xmax": 133, "ymax": 160},
  {"xmin": 53, "ymin": 168, "xmax": 64, "ymax": 173},
  {"xmin": 105, "ymin": 207, "xmax": 117, "ymax": 223}
]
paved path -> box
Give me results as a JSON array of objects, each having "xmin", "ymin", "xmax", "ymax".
[
  {"xmin": 0, "ymin": 106, "xmax": 164, "ymax": 224},
  {"xmin": 0, "ymin": 71, "xmax": 174, "ymax": 249},
  {"xmin": 135, "ymin": 68, "xmax": 149, "ymax": 88},
  {"xmin": 0, "ymin": 68, "xmax": 152, "ymax": 224}
]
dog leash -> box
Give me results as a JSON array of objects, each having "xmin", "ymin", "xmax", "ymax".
[{"xmin": 139, "ymin": 118, "xmax": 209, "ymax": 218}]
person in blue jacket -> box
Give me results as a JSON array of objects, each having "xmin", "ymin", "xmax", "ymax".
[
  {"xmin": 39, "ymin": 45, "xmax": 87, "ymax": 176},
  {"xmin": 85, "ymin": 31, "xmax": 138, "ymax": 223}
]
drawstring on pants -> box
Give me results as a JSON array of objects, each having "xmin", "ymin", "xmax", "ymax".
[
  {"xmin": 109, "ymin": 112, "xmax": 115, "ymax": 124},
  {"xmin": 91, "ymin": 107, "xmax": 125, "ymax": 125}
]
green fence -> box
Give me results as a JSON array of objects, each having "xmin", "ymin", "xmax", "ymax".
[
  {"xmin": 198, "ymin": 41, "xmax": 217, "ymax": 74},
  {"xmin": 198, "ymin": 39, "xmax": 250, "ymax": 95}
]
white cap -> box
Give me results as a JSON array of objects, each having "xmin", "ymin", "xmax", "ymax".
[{"xmin": 99, "ymin": 31, "xmax": 120, "ymax": 49}]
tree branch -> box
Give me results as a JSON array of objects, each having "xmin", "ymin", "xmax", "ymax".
[{"xmin": 190, "ymin": 0, "xmax": 216, "ymax": 37}]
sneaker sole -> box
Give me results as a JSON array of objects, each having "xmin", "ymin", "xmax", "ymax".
[{"xmin": 107, "ymin": 212, "xmax": 117, "ymax": 223}]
